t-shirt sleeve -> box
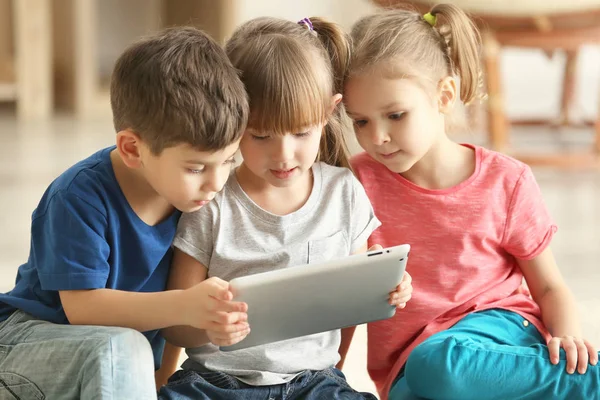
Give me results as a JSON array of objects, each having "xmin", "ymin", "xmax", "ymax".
[
  {"xmin": 349, "ymin": 174, "xmax": 381, "ymax": 253},
  {"xmin": 502, "ymin": 166, "xmax": 557, "ymax": 260},
  {"xmin": 172, "ymin": 202, "xmax": 216, "ymax": 268},
  {"xmin": 34, "ymin": 191, "xmax": 111, "ymax": 291}
]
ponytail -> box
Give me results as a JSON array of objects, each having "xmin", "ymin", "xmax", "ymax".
[
  {"xmin": 308, "ymin": 17, "xmax": 353, "ymax": 169},
  {"xmin": 428, "ymin": 4, "xmax": 482, "ymax": 104},
  {"xmin": 349, "ymin": 4, "xmax": 484, "ymax": 106}
]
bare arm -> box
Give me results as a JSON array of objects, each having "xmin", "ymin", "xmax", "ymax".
[
  {"xmin": 60, "ymin": 250, "xmax": 246, "ymax": 340},
  {"xmin": 154, "ymin": 249, "xmax": 245, "ymax": 389},
  {"xmin": 161, "ymin": 250, "xmax": 211, "ymax": 348},
  {"xmin": 337, "ymin": 326, "xmax": 357, "ymax": 369},
  {"xmin": 337, "ymin": 243, "xmax": 368, "ymax": 368},
  {"xmin": 161, "ymin": 249, "xmax": 249, "ymax": 348},
  {"xmin": 519, "ymin": 247, "xmax": 581, "ymax": 338},
  {"xmin": 155, "ymin": 342, "xmax": 183, "ymax": 390},
  {"xmin": 336, "ymin": 242, "xmax": 414, "ymax": 370},
  {"xmin": 59, "ymin": 287, "xmax": 188, "ymax": 332},
  {"xmin": 519, "ymin": 246, "xmax": 598, "ymax": 373}
]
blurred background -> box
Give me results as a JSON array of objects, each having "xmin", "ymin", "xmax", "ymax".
[{"xmin": 1, "ymin": 0, "xmax": 599, "ymax": 396}]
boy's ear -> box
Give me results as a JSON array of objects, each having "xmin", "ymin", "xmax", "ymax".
[
  {"xmin": 116, "ymin": 130, "xmax": 145, "ymax": 169},
  {"xmin": 437, "ymin": 77, "xmax": 457, "ymax": 114}
]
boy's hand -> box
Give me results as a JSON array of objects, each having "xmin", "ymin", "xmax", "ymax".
[
  {"xmin": 182, "ymin": 277, "xmax": 249, "ymax": 333},
  {"xmin": 389, "ymin": 271, "xmax": 412, "ymax": 309},
  {"xmin": 548, "ymin": 335, "xmax": 598, "ymax": 374}
]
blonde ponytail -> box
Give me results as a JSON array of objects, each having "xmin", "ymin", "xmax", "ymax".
[
  {"xmin": 429, "ymin": 4, "xmax": 482, "ymax": 104},
  {"xmin": 310, "ymin": 17, "xmax": 353, "ymax": 169}
]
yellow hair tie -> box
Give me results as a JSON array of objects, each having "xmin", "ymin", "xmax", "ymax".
[{"xmin": 423, "ymin": 12, "xmax": 437, "ymax": 27}]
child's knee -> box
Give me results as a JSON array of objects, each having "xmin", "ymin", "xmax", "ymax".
[
  {"xmin": 88, "ymin": 327, "xmax": 154, "ymax": 373},
  {"xmin": 404, "ymin": 336, "xmax": 465, "ymax": 398},
  {"xmin": 74, "ymin": 328, "xmax": 156, "ymax": 397}
]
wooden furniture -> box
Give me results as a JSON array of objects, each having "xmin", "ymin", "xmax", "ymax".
[
  {"xmin": 0, "ymin": 0, "xmax": 52, "ymax": 119},
  {"xmin": 52, "ymin": 0, "xmax": 237, "ymax": 118},
  {"xmin": 373, "ymin": 0, "xmax": 600, "ymax": 167},
  {"xmin": 1, "ymin": 0, "xmax": 238, "ymax": 119}
]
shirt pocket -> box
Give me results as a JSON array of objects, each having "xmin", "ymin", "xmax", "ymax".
[{"xmin": 307, "ymin": 231, "xmax": 349, "ymax": 265}]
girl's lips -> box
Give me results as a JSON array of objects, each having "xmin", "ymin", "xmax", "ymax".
[
  {"xmin": 379, "ymin": 150, "xmax": 401, "ymax": 159},
  {"xmin": 270, "ymin": 167, "xmax": 297, "ymax": 179}
]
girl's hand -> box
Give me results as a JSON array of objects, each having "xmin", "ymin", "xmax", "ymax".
[
  {"xmin": 368, "ymin": 244, "xmax": 413, "ymax": 309},
  {"xmin": 389, "ymin": 271, "xmax": 412, "ymax": 309},
  {"xmin": 207, "ymin": 322, "xmax": 251, "ymax": 347},
  {"xmin": 548, "ymin": 336, "xmax": 598, "ymax": 374}
]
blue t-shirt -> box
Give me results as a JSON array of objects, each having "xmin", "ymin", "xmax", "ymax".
[{"xmin": 0, "ymin": 147, "xmax": 180, "ymax": 369}]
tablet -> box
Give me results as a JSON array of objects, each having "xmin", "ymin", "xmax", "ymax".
[{"xmin": 220, "ymin": 244, "xmax": 410, "ymax": 352}]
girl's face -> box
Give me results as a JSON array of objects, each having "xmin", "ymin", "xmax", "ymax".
[
  {"xmin": 344, "ymin": 71, "xmax": 448, "ymax": 174},
  {"xmin": 238, "ymin": 123, "xmax": 324, "ymax": 189}
]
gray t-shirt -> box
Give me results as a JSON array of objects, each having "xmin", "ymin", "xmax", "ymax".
[{"xmin": 173, "ymin": 162, "xmax": 381, "ymax": 386}]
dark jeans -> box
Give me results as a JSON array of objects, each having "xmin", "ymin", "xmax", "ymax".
[{"xmin": 158, "ymin": 367, "xmax": 378, "ymax": 400}]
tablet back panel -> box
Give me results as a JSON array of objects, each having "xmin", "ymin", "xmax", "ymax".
[{"xmin": 220, "ymin": 244, "xmax": 410, "ymax": 352}]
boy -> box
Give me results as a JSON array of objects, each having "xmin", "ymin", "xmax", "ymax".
[{"xmin": 0, "ymin": 27, "xmax": 249, "ymax": 399}]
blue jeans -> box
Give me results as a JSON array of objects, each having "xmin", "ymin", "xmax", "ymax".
[
  {"xmin": 390, "ymin": 309, "xmax": 600, "ymax": 400},
  {"xmin": 0, "ymin": 311, "xmax": 157, "ymax": 399},
  {"xmin": 158, "ymin": 367, "xmax": 377, "ymax": 400}
]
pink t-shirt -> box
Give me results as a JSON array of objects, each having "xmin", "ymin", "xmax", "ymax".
[{"xmin": 351, "ymin": 145, "xmax": 557, "ymax": 400}]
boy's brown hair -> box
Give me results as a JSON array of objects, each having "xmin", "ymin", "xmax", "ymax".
[{"xmin": 111, "ymin": 27, "xmax": 249, "ymax": 154}]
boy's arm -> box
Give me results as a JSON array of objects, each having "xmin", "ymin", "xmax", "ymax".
[
  {"xmin": 59, "ymin": 255, "xmax": 245, "ymax": 334},
  {"xmin": 160, "ymin": 249, "xmax": 211, "ymax": 348},
  {"xmin": 59, "ymin": 287, "xmax": 190, "ymax": 331},
  {"xmin": 43, "ymin": 189, "xmax": 242, "ymax": 335},
  {"xmin": 161, "ymin": 249, "xmax": 249, "ymax": 348},
  {"xmin": 44, "ymin": 190, "xmax": 222, "ymax": 331}
]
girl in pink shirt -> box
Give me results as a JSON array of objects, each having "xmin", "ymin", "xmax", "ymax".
[{"xmin": 343, "ymin": 3, "xmax": 600, "ymax": 399}]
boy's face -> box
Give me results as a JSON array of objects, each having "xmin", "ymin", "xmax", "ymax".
[{"xmin": 140, "ymin": 141, "xmax": 240, "ymax": 212}]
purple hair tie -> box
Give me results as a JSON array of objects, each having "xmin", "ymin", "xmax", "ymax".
[{"xmin": 298, "ymin": 17, "xmax": 314, "ymax": 33}]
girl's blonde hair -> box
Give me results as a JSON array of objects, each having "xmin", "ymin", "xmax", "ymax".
[
  {"xmin": 225, "ymin": 16, "xmax": 352, "ymax": 168},
  {"xmin": 348, "ymin": 4, "xmax": 482, "ymax": 105}
]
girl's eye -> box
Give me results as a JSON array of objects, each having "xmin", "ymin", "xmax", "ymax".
[
  {"xmin": 389, "ymin": 112, "xmax": 405, "ymax": 120},
  {"xmin": 294, "ymin": 132, "xmax": 310, "ymax": 138},
  {"xmin": 354, "ymin": 120, "xmax": 367, "ymax": 128},
  {"xmin": 252, "ymin": 135, "xmax": 269, "ymax": 140},
  {"xmin": 224, "ymin": 158, "xmax": 236, "ymax": 165},
  {"xmin": 187, "ymin": 168, "xmax": 203, "ymax": 174}
]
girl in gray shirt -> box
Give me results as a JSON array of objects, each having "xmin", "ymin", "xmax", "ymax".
[{"xmin": 159, "ymin": 16, "xmax": 412, "ymax": 400}]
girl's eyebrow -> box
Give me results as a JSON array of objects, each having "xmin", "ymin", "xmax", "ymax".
[
  {"xmin": 380, "ymin": 102, "xmax": 405, "ymax": 111},
  {"xmin": 346, "ymin": 103, "xmax": 405, "ymax": 117}
]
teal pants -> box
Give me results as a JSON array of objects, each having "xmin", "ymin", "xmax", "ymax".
[{"xmin": 390, "ymin": 309, "xmax": 600, "ymax": 399}]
